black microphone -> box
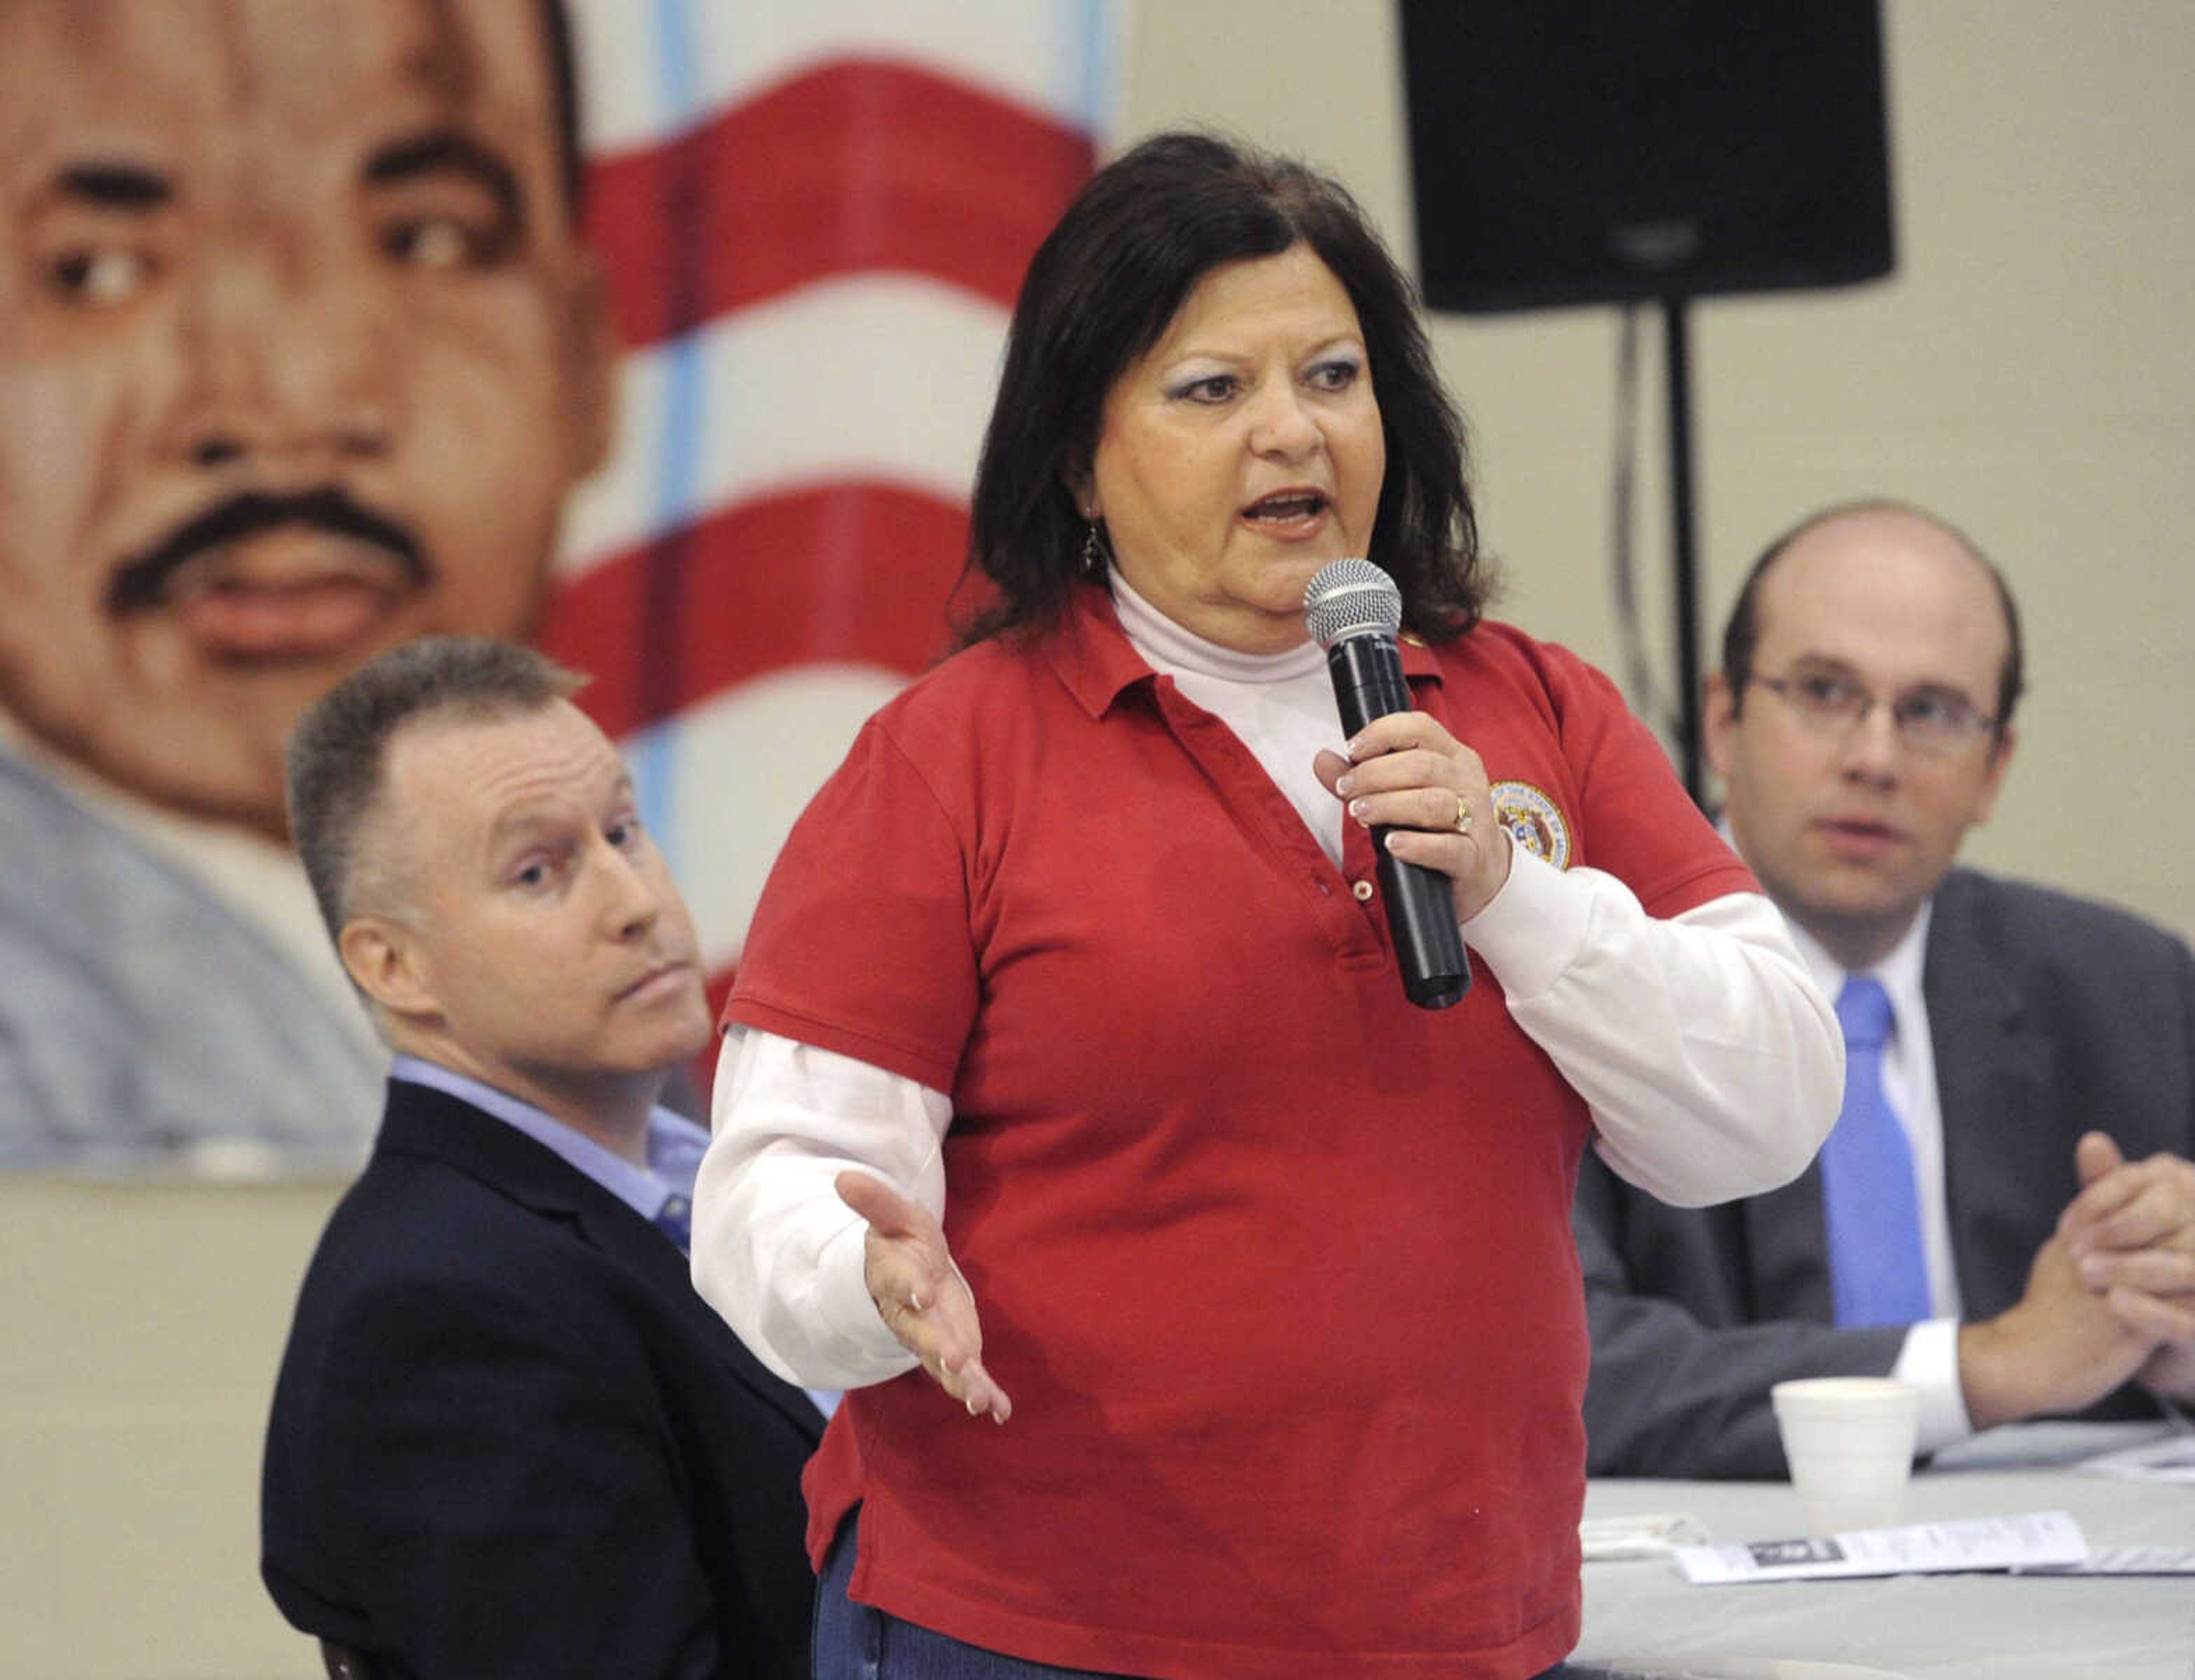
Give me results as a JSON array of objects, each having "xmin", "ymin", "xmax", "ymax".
[{"xmin": 1303, "ymin": 558, "xmax": 1472, "ymax": 1009}]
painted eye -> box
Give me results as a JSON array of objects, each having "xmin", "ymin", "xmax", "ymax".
[
  {"xmin": 50, "ymin": 245, "xmax": 156, "ymax": 306},
  {"xmin": 383, "ymin": 214, "xmax": 508, "ymax": 270}
]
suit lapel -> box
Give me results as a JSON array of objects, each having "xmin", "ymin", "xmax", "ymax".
[
  {"xmin": 569, "ymin": 1187, "xmax": 827, "ymax": 1443},
  {"xmin": 375, "ymin": 1082, "xmax": 825, "ymax": 1444},
  {"xmin": 1924, "ymin": 872, "xmax": 2056, "ymax": 1320},
  {"xmin": 375, "ymin": 1082, "xmax": 592, "ymax": 1220}
]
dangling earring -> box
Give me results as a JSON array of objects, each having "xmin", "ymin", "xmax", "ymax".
[{"xmin": 1081, "ymin": 520, "xmax": 1107, "ymax": 577}]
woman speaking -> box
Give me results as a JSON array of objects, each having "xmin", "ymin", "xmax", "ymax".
[{"xmin": 694, "ymin": 131, "xmax": 1839, "ymax": 1679}]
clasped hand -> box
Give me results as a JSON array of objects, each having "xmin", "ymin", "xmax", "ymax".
[
  {"xmin": 1311, "ymin": 710, "xmax": 1513, "ymax": 921},
  {"xmin": 2061, "ymin": 1131, "xmax": 2195, "ymax": 1399}
]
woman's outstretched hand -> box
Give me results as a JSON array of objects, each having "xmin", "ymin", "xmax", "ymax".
[{"xmin": 835, "ymin": 1169, "xmax": 1012, "ymax": 1423}]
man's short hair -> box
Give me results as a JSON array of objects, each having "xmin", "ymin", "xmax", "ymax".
[
  {"xmin": 1720, "ymin": 497, "xmax": 2026, "ymax": 736},
  {"xmin": 286, "ymin": 637, "xmax": 584, "ymax": 941}
]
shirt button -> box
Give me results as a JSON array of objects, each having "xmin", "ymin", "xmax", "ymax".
[{"xmin": 1351, "ymin": 879, "xmax": 1375, "ymax": 901}]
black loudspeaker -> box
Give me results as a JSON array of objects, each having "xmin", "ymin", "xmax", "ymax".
[{"xmin": 1399, "ymin": 1, "xmax": 1894, "ymax": 312}]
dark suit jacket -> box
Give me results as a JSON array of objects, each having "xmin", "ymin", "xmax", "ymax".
[
  {"xmin": 262, "ymin": 1081, "xmax": 824, "ymax": 1678},
  {"xmin": 1577, "ymin": 868, "xmax": 2195, "ymax": 1477}
]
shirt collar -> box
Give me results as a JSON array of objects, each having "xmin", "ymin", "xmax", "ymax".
[
  {"xmin": 389, "ymin": 1054, "xmax": 708, "ymax": 1222},
  {"xmin": 1779, "ymin": 901, "xmax": 1933, "ymax": 1052},
  {"xmin": 1045, "ymin": 574, "xmax": 1445, "ymax": 717},
  {"xmin": 1108, "ymin": 565, "xmax": 1327, "ymax": 685},
  {"xmin": 1713, "ymin": 819, "xmax": 1933, "ymax": 1048}
]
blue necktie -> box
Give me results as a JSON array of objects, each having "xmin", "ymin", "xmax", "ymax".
[
  {"xmin": 653, "ymin": 1192, "xmax": 693, "ymax": 1255},
  {"xmin": 1821, "ymin": 976, "xmax": 1932, "ymax": 1327}
]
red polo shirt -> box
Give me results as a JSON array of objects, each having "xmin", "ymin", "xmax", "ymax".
[{"xmin": 728, "ymin": 585, "xmax": 1752, "ymax": 1677}]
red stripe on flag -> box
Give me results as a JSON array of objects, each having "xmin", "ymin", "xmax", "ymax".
[
  {"xmin": 541, "ymin": 482, "xmax": 978, "ymax": 739},
  {"xmin": 585, "ymin": 58, "xmax": 1093, "ymax": 349}
]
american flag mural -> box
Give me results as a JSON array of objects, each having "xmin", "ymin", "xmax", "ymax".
[{"xmin": 542, "ymin": 2, "xmax": 1115, "ymax": 1087}]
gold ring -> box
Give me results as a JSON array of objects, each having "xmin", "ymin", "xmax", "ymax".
[{"xmin": 1454, "ymin": 795, "xmax": 1473, "ymax": 837}]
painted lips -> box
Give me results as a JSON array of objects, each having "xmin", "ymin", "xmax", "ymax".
[
  {"xmin": 109, "ymin": 486, "xmax": 430, "ymax": 660},
  {"xmin": 164, "ymin": 531, "xmax": 420, "ymax": 657}
]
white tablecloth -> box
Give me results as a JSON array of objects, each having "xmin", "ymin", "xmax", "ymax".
[{"xmin": 1567, "ymin": 1423, "xmax": 2194, "ymax": 1680}]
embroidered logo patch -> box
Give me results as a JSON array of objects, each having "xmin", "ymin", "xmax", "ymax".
[{"xmin": 1490, "ymin": 781, "xmax": 1571, "ymax": 869}]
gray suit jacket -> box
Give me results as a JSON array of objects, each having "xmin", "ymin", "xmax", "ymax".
[
  {"xmin": 1577, "ymin": 867, "xmax": 2195, "ymax": 1477},
  {"xmin": 0, "ymin": 748, "xmax": 383, "ymax": 1174}
]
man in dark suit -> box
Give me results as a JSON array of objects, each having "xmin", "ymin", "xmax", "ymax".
[
  {"xmin": 261, "ymin": 636, "xmax": 821, "ymax": 1676},
  {"xmin": 1578, "ymin": 500, "xmax": 2195, "ymax": 1478}
]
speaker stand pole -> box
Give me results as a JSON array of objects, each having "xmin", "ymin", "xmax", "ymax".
[{"xmin": 1661, "ymin": 293, "xmax": 1707, "ymax": 809}]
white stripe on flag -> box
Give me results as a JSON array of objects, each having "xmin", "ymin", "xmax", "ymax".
[
  {"xmin": 557, "ymin": 274, "xmax": 1008, "ymax": 578},
  {"xmin": 625, "ymin": 662, "xmax": 909, "ymax": 967}
]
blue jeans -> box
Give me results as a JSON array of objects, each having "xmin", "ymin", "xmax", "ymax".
[{"xmin": 813, "ymin": 1515, "xmax": 1585, "ymax": 1679}]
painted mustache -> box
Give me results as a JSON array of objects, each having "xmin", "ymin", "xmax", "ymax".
[{"xmin": 107, "ymin": 487, "xmax": 429, "ymax": 614}]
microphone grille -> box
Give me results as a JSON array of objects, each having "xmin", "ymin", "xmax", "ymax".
[{"xmin": 1303, "ymin": 558, "xmax": 1402, "ymax": 650}]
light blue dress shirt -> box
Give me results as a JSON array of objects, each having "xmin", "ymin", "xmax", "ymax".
[{"xmin": 390, "ymin": 1054, "xmax": 705, "ymax": 1227}]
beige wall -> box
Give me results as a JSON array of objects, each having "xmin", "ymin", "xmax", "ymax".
[
  {"xmin": 2, "ymin": 1179, "xmax": 340, "ymax": 1677},
  {"xmin": 6, "ymin": 4, "xmax": 2189, "ymax": 1674}
]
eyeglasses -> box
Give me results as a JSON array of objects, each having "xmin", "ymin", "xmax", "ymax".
[{"xmin": 1747, "ymin": 670, "xmax": 1999, "ymax": 756}]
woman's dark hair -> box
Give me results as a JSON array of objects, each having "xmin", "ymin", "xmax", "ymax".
[{"xmin": 961, "ymin": 130, "xmax": 1487, "ymax": 645}]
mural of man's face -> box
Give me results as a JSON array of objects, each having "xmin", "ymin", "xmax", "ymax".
[{"xmin": 0, "ymin": 0, "xmax": 612, "ymax": 834}]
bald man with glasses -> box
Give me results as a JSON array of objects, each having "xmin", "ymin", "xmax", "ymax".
[{"xmin": 1575, "ymin": 499, "xmax": 2195, "ymax": 1478}]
